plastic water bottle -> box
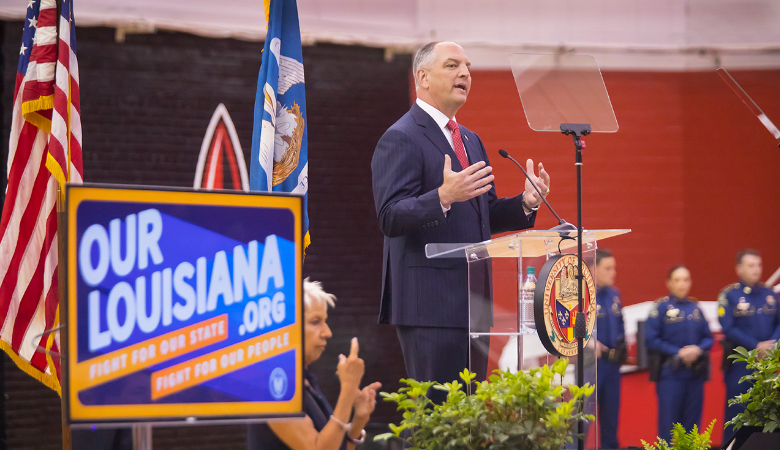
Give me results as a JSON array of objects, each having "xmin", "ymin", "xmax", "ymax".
[{"xmin": 520, "ymin": 267, "xmax": 537, "ymax": 334}]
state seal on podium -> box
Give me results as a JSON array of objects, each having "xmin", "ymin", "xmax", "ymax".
[{"xmin": 533, "ymin": 254, "xmax": 597, "ymax": 357}]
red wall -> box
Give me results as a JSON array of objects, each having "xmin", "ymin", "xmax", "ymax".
[
  {"xmin": 453, "ymin": 69, "xmax": 780, "ymax": 447},
  {"xmin": 458, "ymin": 70, "xmax": 780, "ymax": 307}
]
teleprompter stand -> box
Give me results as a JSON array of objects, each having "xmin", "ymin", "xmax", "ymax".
[{"xmin": 561, "ymin": 122, "xmax": 591, "ymax": 450}]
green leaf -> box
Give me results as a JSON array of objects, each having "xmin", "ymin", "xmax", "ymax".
[
  {"xmin": 432, "ymin": 425, "xmax": 447, "ymax": 435},
  {"xmin": 398, "ymin": 399, "xmax": 416, "ymax": 409},
  {"xmin": 389, "ymin": 423, "xmax": 406, "ymax": 434}
]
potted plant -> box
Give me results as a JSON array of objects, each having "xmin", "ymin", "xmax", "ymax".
[
  {"xmin": 640, "ymin": 420, "xmax": 716, "ymax": 450},
  {"xmin": 726, "ymin": 344, "xmax": 780, "ymax": 433},
  {"xmin": 721, "ymin": 343, "xmax": 780, "ymax": 449},
  {"xmin": 374, "ymin": 358, "xmax": 594, "ymax": 450}
]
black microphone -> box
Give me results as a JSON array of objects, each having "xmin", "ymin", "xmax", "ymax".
[{"xmin": 498, "ymin": 149, "xmax": 576, "ymax": 232}]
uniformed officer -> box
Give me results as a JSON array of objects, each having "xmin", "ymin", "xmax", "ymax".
[
  {"xmin": 719, "ymin": 249, "xmax": 780, "ymax": 442},
  {"xmin": 594, "ymin": 249, "xmax": 626, "ymax": 449},
  {"xmin": 645, "ymin": 266, "xmax": 712, "ymax": 441}
]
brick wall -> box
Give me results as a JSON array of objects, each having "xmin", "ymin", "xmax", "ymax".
[{"xmin": 1, "ymin": 20, "xmax": 410, "ymax": 449}]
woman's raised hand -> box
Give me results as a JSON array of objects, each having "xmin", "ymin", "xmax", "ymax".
[
  {"xmin": 336, "ymin": 337, "xmax": 364, "ymax": 391},
  {"xmin": 353, "ymin": 381, "xmax": 382, "ymax": 420}
]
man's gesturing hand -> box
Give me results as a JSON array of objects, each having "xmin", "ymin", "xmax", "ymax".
[
  {"xmin": 438, "ymin": 155, "xmax": 494, "ymax": 209},
  {"xmin": 522, "ymin": 159, "xmax": 550, "ymax": 210}
]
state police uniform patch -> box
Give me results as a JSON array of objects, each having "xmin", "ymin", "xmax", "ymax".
[
  {"xmin": 718, "ymin": 293, "xmax": 728, "ymax": 317},
  {"xmin": 648, "ymin": 297, "xmax": 665, "ymax": 319}
]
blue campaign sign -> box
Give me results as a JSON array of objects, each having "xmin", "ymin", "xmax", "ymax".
[{"xmin": 64, "ymin": 185, "xmax": 304, "ymax": 423}]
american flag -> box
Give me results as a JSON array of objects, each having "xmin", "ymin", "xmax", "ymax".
[{"xmin": 0, "ymin": 0, "xmax": 82, "ymax": 392}]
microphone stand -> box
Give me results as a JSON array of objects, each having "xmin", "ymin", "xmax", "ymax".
[{"xmin": 497, "ymin": 149, "xmax": 576, "ymax": 233}]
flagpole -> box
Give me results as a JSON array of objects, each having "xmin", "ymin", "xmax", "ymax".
[
  {"xmin": 54, "ymin": 3, "xmax": 70, "ymax": 447},
  {"xmin": 56, "ymin": 186, "xmax": 71, "ymax": 450}
]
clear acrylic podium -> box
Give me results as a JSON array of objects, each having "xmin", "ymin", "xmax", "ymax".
[{"xmin": 427, "ymin": 228, "xmax": 629, "ymax": 449}]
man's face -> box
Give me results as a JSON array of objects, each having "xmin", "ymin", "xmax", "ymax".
[
  {"xmin": 667, "ymin": 267, "xmax": 692, "ymax": 299},
  {"xmin": 596, "ymin": 257, "xmax": 616, "ymax": 288},
  {"xmin": 737, "ymin": 254, "xmax": 762, "ymax": 286},
  {"xmin": 418, "ymin": 42, "xmax": 471, "ymax": 115}
]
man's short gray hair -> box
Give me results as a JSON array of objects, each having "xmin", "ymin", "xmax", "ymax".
[
  {"xmin": 413, "ymin": 41, "xmax": 440, "ymax": 89},
  {"xmin": 304, "ymin": 277, "xmax": 336, "ymax": 310}
]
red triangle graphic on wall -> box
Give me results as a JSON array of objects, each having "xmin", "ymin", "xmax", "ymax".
[{"xmin": 194, "ymin": 104, "xmax": 249, "ymax": 191}]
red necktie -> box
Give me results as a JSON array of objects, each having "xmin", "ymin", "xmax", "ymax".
[{"xmin": 446, "ymin": 120, "xmax": 470, "ymax": 170}]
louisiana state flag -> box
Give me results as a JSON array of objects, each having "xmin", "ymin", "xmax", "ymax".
[{"xmin": 250, "ymin": 0, "xmax": 309, "ymax": 250}]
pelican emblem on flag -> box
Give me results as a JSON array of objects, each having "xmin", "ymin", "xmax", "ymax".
[
  {"xmin": 272, "ymin": 102, "xmax": 304, "ymax": 186},
  {"xmin": 259, "ymin": 37, "xmax": 306, "ymax": 188}
]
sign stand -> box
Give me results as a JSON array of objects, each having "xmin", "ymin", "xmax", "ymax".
[
  {"xmin": 133, "ymin": 424, "xmax": 152, "ymax": 450},
  {"xmin": 56, "ymin": 188, "xmax": 73, "ymax": 450}
]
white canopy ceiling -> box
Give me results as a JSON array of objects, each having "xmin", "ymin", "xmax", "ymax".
[{"xmin": 1, "ymin": 0, "xmax": 779, "ymax": 70}]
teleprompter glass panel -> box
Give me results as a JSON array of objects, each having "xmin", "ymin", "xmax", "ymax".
[{"xmin": 509, "ymin": 53, "xmax": 618, "ymax": 133}]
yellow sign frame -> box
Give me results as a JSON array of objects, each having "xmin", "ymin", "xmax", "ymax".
[{"xmin": 63, "ymin": 184, "xmax": 304, "ymax": 425}]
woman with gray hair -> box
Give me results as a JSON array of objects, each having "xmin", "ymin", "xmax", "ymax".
[{"xmin": 247, "ymin": 279, "xmax": 381, "ymax": 450}]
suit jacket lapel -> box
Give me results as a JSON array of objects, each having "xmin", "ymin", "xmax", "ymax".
[{"xmin": 411, "ymin": 105, "xmax": 465, "ymax": 171}]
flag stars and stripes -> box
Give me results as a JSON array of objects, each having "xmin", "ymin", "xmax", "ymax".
[{"xmin": 0, "ymin": 0, "xmax": 81, "ymax": 393}]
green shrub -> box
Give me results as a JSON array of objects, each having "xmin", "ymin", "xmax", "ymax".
[
  {"xmin": 640, "ymin": 419, "xmax": 716, "ymax": 450},
  {"xmin": 726, "ymin": 342, "xmax": 780, "ymax": 433},
  {"xmin": 375, "ymin": 358, "xmax": 594, "ymax": 450}
]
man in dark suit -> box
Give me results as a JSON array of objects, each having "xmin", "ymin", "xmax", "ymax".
[{"xmin": 371, "ymin": 41, "xmax": 550, "ymax": 391}]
